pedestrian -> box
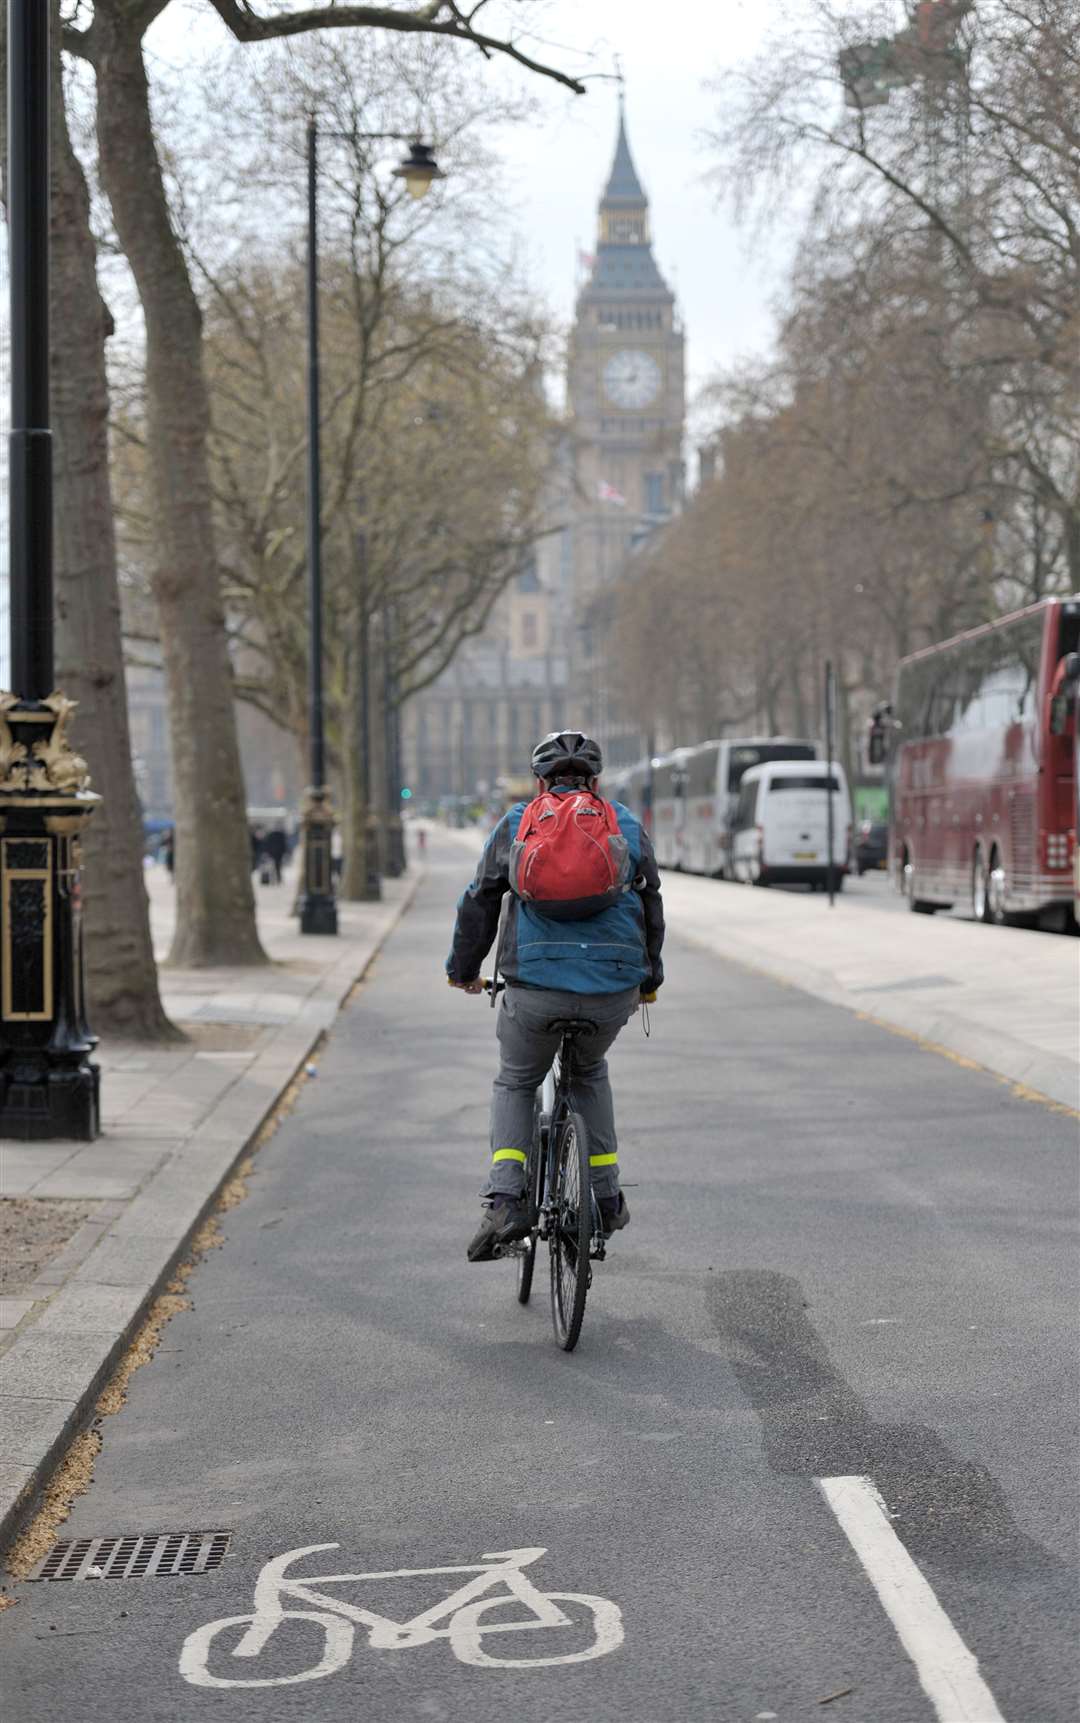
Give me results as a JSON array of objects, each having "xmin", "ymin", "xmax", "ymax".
[{"xmin": 265, "ymin": 826, "xmax": 287, "ymax": 883}]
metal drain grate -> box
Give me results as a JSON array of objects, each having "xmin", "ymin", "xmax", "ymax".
[{"xmin": 35, "ymin": 1531, "xmax": 231, "ymax": 1582}]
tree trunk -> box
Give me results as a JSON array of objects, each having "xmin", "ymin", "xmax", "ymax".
[
  {"xmin": 339, "ymin": 762, "xmax": 372, "ymax": 900},
  {"xmin": 89, "ymin": 6, "xmax": 265, "ymax": 967},
  {"xmin": 48, "ymin": 5, "xmax": 177, "ymax": 1038},
  {"xmin": 339, "ymin": 603, "xmax": 380, "ymax": 901}
]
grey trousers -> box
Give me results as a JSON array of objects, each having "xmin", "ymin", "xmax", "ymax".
[{"xmin": 484, "ymin": 983, "xmax": 640, "ymax": 1201}]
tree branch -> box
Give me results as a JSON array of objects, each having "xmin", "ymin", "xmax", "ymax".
[{"xmin": 206, "ymin": 0, "xmax": 585, "ymax": 92}]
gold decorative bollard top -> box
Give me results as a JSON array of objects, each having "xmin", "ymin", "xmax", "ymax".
[{"xmin": 0, "ymin": 691, "xmax": 93, "ymax": 796}]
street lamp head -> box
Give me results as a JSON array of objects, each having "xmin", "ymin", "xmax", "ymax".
[{"xmin": 393, "ymin": 139, "xmax": 445, "ymax": 200}]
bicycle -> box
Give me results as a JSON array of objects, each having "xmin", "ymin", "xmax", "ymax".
[
  {"xmin": 484, "ymin": 980, "xmax": 607, "ymax": 1353},
  {"xmin": 179, "ymin": 1543, "xmax": 623, "ymax": 1687}
]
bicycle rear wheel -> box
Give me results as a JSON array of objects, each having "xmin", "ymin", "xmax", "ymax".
[
  {"xmin": 517, "ymin": 1106, "xmax": 544, "ymax": 1305},
  {"xmin": 549, "ymin": 1111, "xmax": 591, "ymax": 1351}
]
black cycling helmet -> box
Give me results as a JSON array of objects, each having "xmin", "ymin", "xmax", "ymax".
[{"xmin": 530, "ymin": 730, "xmax": 604, "ymax": 781}]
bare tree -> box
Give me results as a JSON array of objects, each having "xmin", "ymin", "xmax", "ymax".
[
  {"xmin": 198, "ymin": 250, "xmax": 553, "ymax": 884},
  {"xmin": 612, "ymin": 230, "xmax": 1003, "ymax": 772},
  {"xmin": 708, "ymin": 0, "xmax": 1080, "ymax": 593},
  {"xmin": 1, "ymin": 4, "xmax": 174, "ymax": 1036},
  {"xmin": 59, "ymin": 0, "xmax": 582, "ymax": 967},
  {"xmin": 612, "ymin": 1, "xmax": 1080, "ymax": 770}
]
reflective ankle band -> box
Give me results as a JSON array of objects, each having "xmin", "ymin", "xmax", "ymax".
[
  {"xmin": 492, "ymin": 1148, "xmax": 527, "ymax": 1164},
  {"xmin": 589, "ymin": 1152, "xmax": 618, "ymax": 1166}
]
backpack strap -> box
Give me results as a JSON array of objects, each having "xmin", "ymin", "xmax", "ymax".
[{"xmin": 515, "ymin": 792, "xmax": 550, "ymax": 840}]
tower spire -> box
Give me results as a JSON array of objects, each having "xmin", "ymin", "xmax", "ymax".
[
  {"xmin": 602, "ymin": 96, "xmax": 647, "ymax": 209},
  {"xmin": 578, "ymin": 93, "xmax": 671, "ymax": 296}
]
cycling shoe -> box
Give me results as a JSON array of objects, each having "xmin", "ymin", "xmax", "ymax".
[
  {"xmin": 467, "ymin": 1197, "xmax": 529, "ymax": 1262},
  {"xmin": 598, "ymin": 1192, "xmax": 630, "ymax": 1235}
]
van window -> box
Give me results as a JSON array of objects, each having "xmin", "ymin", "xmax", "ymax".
[
  {"xmin": 769, "ymin": 775, "xmax": 841, "ymax": 792},
  {"xmin": 734, "ymin": 781, "xmax": 759, "ymax": 827}
]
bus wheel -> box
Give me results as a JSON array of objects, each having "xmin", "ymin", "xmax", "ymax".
[
  {"xmin": 986, "ymin": 848, "xmax": 1009, "ymax": 924},
  {"xmin": 904, "ymin": 850, "xmax": 935, "ymax": 914},
  {"xmin": 972, "ymin": 846, "xmax": 990, "ymax": 922}
]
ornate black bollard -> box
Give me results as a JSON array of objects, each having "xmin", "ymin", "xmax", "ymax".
[
  {"xmin": 2, "ymin": 1, "xmax": 101, "ymax": 1139},
  {"xmin": 0, "ymin": 695, "xmax": 100, "ymax": 1138},
  {"xmin": 297, "ymin": 786, "xmax": 338, "ymax": 935}
]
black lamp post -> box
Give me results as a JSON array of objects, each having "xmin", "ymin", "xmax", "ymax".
[
  {"xmin": 298, "ymin": 118, "xmax": 443, "ymax": 933},
  {"xmin": 297, "ymin": 116, "xmax": 338, "ymax": 935},
  {"xmin": 0, "ymin": 0, "xmax": 101, "ymax": 1139}
]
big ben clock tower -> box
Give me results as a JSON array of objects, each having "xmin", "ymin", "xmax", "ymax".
[{"xmin": 568, "ymin": 102, "xmax": 685, "ymax": 595}]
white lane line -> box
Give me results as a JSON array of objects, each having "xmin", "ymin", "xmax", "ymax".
[{"xmin": 818, "ymin": 1475, "xmax": 1006, "ymax": 1723}]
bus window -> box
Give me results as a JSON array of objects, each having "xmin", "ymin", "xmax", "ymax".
[
  {"xmin": 727, "ymin": 742, "xmax": 814, "ymax": 792},
  {"xmin": 900, "ymin": 612, "xmax": 1045, "ymax": 743},
  {"xmin": 686, "ymin": 745, "xmax": 720, "ymax": 797}
]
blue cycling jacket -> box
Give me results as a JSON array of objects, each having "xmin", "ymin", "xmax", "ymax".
[{"xmin": 447, "ymin": 788, "xmax": 665, "ymax": 995}]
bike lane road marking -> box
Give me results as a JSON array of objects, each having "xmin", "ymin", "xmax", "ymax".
[
  {"xmin": 178, "ymin": 1545, "xmax": 624, "ymax": 1688},
  {"xmin": 818, "ymin": 1475, "xmax": 1006, "ymax": 1723}
]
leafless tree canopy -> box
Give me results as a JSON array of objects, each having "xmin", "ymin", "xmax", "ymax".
[
  {"xmin": 115, "ymin": 36, "xmax": 556, "ymax": 777},
  {"xmin": 615, "ymin": 0, "xmax": 1079, "ymax": 767},
  {"xmin": 50, "ymin": 0, "xmax": 582, "ymax": 969}
]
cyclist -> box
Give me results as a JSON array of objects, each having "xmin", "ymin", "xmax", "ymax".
[{"xmin": 447, "ymin": 731, "xmax": 664, "ymax": 1262}]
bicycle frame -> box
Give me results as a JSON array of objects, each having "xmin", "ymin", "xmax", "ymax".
[
  {"xmin": 233, "ymin": 1545, "xmax": 571, "ymax": 1658},
  {"xmin": 534, "ymin": 1032, "xmax": 603, "ymax": 1254}
]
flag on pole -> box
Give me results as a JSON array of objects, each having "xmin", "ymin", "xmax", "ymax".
[{"xmin": 597, "ymin": 479, "xmax": 626, "ymax": 506}]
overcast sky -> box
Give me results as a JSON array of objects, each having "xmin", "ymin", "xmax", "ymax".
[
  {"xmin": 447, "ymin": 0, "xmax": 800, "ymax": 400},
  {"xmin": 145, "ymin": 0, "xmax": 799, "ymax": 401},
  {"xmin": 2, "ymin": 0, "xmax": 806, "ymax": 683}
]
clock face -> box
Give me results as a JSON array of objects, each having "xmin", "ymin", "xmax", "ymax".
[{"xmin": 603, "ymin": 349, "xmax": 661, "ymax": 409}]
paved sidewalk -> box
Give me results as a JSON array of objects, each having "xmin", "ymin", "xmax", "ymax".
[
  {"xmin": 441, "ymin": 822, "xmax": 1078, "ymax": 1109},
  {"xmin": 0, "ymin": 862, "xmax": 420, "ymax": 1549},
  {"xmin": 660, "ymin": 871, "xmax": 1079, "ymax": 1110}
]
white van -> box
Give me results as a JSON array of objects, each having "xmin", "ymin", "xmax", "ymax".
[
  {"xmin": 730, "ymin": 760, "xmax": 851, "ymax": 889},
  {"xmin": 649, "ymin": 737, "xmax": 818, "ymax": 873}
]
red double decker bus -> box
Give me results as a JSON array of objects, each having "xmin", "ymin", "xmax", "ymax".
[{"xmin": 870, "ymin": 596, "xmax": 1080, "ymax": 927}]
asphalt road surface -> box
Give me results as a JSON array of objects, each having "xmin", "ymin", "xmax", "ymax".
[{"xmin": 5, "ymin": 837, "xmax": 1077, "ymax": 1722}]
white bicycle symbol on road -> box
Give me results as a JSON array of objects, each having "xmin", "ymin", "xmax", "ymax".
[{"xmin": 180, "ymin": 1543, "xmax": 623, "ymax": 1687}]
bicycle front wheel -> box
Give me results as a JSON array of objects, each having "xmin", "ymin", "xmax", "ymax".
[
  {"xmin": 517, "ymin": 1110, "xmax": 544, "ymax": 1305},
  {"xmin": 549, "ymin": 1111, "xmax": 591, "ymax": 1351}
]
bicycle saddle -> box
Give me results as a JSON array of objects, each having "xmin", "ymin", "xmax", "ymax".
[{"xmin": 546, "ymin": 1018, "xmax": 598, "ymax": 1038}]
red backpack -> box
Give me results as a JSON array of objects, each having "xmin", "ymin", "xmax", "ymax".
[{"xmin": 509, "ymin": 790, "xmax": 631, "ymax": 920}]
